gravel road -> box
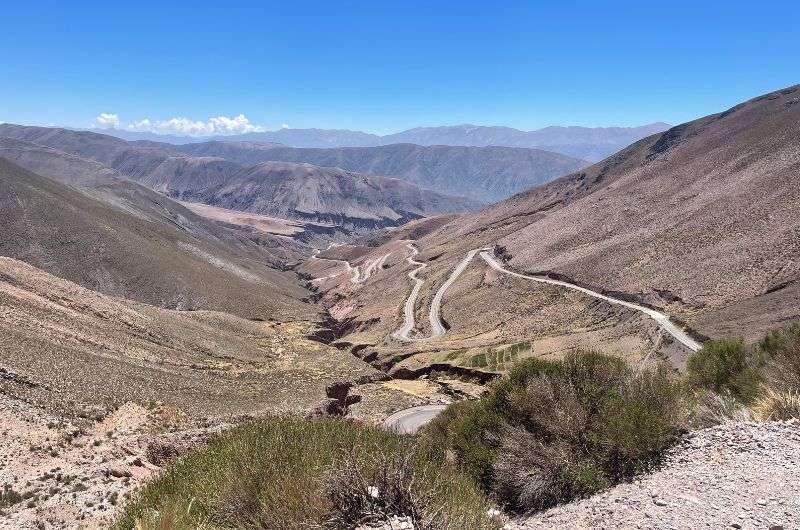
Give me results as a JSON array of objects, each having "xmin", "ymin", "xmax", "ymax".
[
  {"xmin": 480, "ymin": 250, "xmax": 702, "ymax": 352},
  {"xmin": 515, "ymin": 420, "xmax": 800, "ymax": 529},
  {"xmin": 393, "ymin": 243, "xmax": 429, "ymax": 341}
]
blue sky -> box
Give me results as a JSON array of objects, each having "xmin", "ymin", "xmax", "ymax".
[{"xmin": 1, "ymin": 0, "xmax": 798, "ymax": 135}]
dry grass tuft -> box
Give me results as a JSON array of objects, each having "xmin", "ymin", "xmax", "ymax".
[{"xmin": 752, "ymin": 388, "xmax": 800, "ymax": 421}]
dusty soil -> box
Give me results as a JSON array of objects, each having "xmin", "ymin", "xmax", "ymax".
[
  {"xmin": 0, "ymin": 257, "xmax": 458, "ymax": 528},
  {"xmin": 0, "ymin": 257, "xmax": 376, "ymax": 419},
  {"xmin": 180, "ymin": 200, "xmax": 312, "ymax": 235},
  {"xmin": 514, "ymin": 420, "xmax": 800, "ymax": 530},
  {"xmin": 411, "ymin": 86, "xmax": 800, "ymax": 343},
  {"xmin": 0, "ymin": 396, "xmax": 223, "ymax": 529},
  {"xmin": 302, "ymin": 238, "xmax": 670, "ymax": 383}
]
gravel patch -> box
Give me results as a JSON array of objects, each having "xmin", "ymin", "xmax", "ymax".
[{"xmin": 514, "ymin": 420, "xmax": 800, "ymax": 529}]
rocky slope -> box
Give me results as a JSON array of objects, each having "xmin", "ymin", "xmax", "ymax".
[
  {"xmin": 410, "ymin": 84, "xmax": 800, "ymax": 342},
  {"xmin": 177, "ymin": 142, "xmax": 588, "ymax": 202},
  {"xmin": 302, "ymin": 85, "xmax": 800, "ymax": 377},
  {"xmin": 515, "ymin": 421, "xmax": 800, "ymax": 529},
  {"xmin": 144, "ymin": 160, "xmax": 480, "ymax": 229},
  {"xmin": 0, "ymin": 257, "xmax": 407, "ymax": 529},
  {"xmin": 0, "ymin": 158, "xmax": 311, "ymax": 320},
  {"xmin": 0, "ymin": 257, "xmax": 371, "ymax": 418}
]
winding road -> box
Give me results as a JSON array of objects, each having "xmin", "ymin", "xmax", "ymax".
[
  {"xmin": 392, "ymin": 245, "xmax": 701, "ymax": 352},
  {"xmin": 392, "ymin": 243, "xmax": 429, "ymax": 341},
  {"xmin": 385, "ymin": 245, "xmax": 702, "ymax": 433},
  {"xmin": 309, "ymin": 245, "xmax": 390, "ymax": 285},
  {"xmin": 479, "ymin": 251, "xmax": 702, "ymax": 352},
  {"xmin": 428, "ymin": 248, "xmax": 492, "ymax": 336}
]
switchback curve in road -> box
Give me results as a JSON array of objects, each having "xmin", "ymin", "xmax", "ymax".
[
  {"xmin": 394, "ymin": 246, "xmax": 491, "ymax": 341},
  {"xmin": 428, "ymin": 248, "xmax": 493, "ymax": 336},
  {"xmin": 392, "ymin": 243, "xmax": 428, "ymax": 341}
]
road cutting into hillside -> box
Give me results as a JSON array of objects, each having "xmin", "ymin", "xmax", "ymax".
[
  {"xmin": 309, "ymin": 245, "xmax": 360, "ymax": 284},
  {"xmin": 479, "ymin": 250, "xmax": 702, "ymax": 352},
  {"xmin": 310, "ymin": 245, "xmax": 392, "ymax": 285},
  {"xmin": 392, "ymin": 245, "xmax": 702, "ymax": 352},
  {"xmin": 428, "ymin": 247, "xmax": 493, "ymax": 336},
  {"xmin": 394, "ymin": 244, "xmax": 492, "ymax": 341}
]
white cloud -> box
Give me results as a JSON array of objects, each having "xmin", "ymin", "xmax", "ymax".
[
  {"xmin": 94, "ymin": 113, "xmax": 120, "ymax": 128},
  {"xmin": 281, "ymin": 123, "xmax": 290, "ymax": 129},
  {"xmin": 126, "ymin": 114, "xmax": 266, "ymax": 136}
]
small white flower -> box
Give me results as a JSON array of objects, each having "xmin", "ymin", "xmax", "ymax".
[{"xmin": 367, "ymin": 485, "xmax": 380, "ymax": 498}]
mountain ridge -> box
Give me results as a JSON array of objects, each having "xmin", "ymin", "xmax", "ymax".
[
  {"xmin": 94, "ymin": 122, "xmax": 671, "ymax": 161},
  {"xmin": 0, "ymin": 125, "xmax": 477, "ymax": 228},
  {"xmin": 175, "ymin": 142, "xmax": 588, "ymax": 202}
]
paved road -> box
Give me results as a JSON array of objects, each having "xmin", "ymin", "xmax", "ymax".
[
  {"xmin": 479, "ymin": 250, "xmax": 702, "ymax": 352},
  {"xmin": 383, "ymin": 404, "xmax": 448, "ymax": 434}
]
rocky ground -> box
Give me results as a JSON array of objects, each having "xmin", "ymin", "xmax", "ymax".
[
  {"xmin": 515, "ymin": 421, "xmax": 800, "ymax": 530},
  {"xmin": 0, "ymin": 395, "xmax": 227, "ymax": 528}
]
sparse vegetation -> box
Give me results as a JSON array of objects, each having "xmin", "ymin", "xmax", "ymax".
[
  {"xmin": 116, "ymin": 417, "xmax": 496, "ymax": 530},
  {"xmin": 421, "ymin": 351, "xmax": 686, "ymax": 513},
  {"xmin": 467, "ymin": 342, "xmax": 530, "ymax": 371},
  {"xmin": 686, "ymin": 324, "xmax": 800, "ymax": 420},
  {"xmin": 111, "ymin": 326, "xmax": 800, "ymax": 525},
  {"xmin": 1, "ymin": 484, "xmax": 23, "ymax": 508},
  {"xmin": 685, "ymin": 338, "xmax": 764, "ymax": 404}
]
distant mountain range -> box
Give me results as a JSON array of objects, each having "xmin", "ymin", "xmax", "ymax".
[
  {"xmin": 0, "ymin": 125, "xmax": 477, "ymax": 229},
  {"xmin": 101, "ymin": 122, "xmax": 671, "ymax": 162},
  {"xmin": 175, "ymin": 142, "xmax": 588, "ymax": 203}
]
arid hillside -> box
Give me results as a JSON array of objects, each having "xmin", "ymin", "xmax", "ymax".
[
  {"xmin": 176, "ymin": 141, "xmax": 588, "ymax": 202},
  {"xmin": 168, "ymin": 161, "xmax": 480, "ymax": 229},
  {"xmin": 0, "ymin": 257, "xmax": 375, "ymax": 418},
  {"xmin": 302, "ymin": 85, "xmax": 800, "ymax": 377},
  {"xmin": 424, "ymin": 84, "xmax": 800, "ymax": 340},
  {"xmin": 0, "ymin": 158, "xmax": 312, "ymax": 320}
]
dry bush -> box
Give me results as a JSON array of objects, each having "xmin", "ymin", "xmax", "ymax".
[
  {"xmin": 116, "ymin": 418, "xmax": 497, "ymax": 530},
  {"xmin": 752, "ymin": 388, "xmax": 800, "ymax": 421},
  {"xmin": 761, "ymin": 325, "xmax": 800, "ymax": 394},
  {"xmin": 685, "ymin": 338, "xmax": 763, "ymax": 404},
  {"xmin": 326, "ymin": 448, "xmax": 425, "ymax": 528},
  {"xmin": 421, "ymin": 352, "xmax": 685, "ymax": 513},
  {"xmin": 131, "ymin": 499, "xmax": 211, "ymax": 530},
  {"xmin": 493, "ymin": 426, "xmax": 606, "ymax": 513},
  {"xmin": 688, "ymin": 390, "xmax": 753, "ymax": 428}
]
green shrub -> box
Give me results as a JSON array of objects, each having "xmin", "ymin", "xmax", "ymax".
[
  {"xmin": 116, "ymin": 417, "xmax": 497, "ymax": 530},
  {"xmin": 685, "ymin": 338, "xmax": 764, "ymax": 404},
  {"xmin": 421, "ymin": 352, "xmax": 685, "ymax": 513},
  {"xmin": 419, "ymin": 401, "xmax": 504, "ymax": 490},
  {"xmin": 759, "ymin": 324, "xmax": 800, "ymax": 394}
]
